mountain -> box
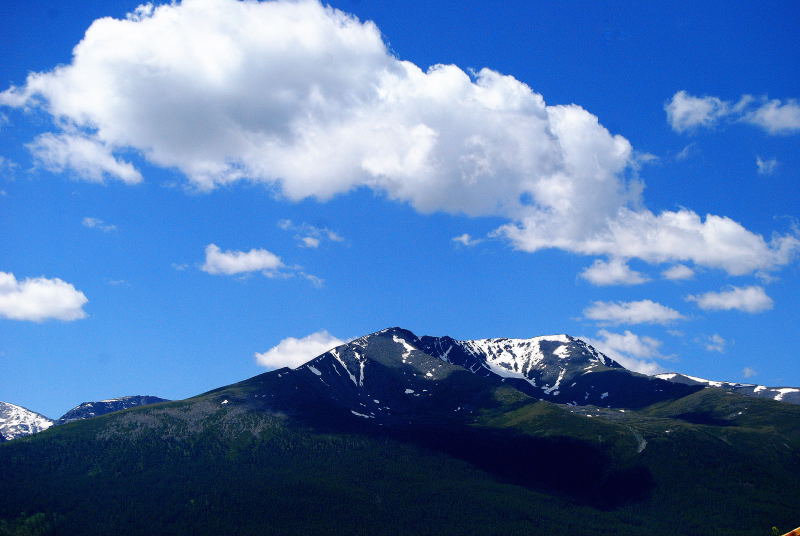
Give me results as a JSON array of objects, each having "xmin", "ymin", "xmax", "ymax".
[
  {"xmin": 1, "ymin": 327, "xmax": 799, "ymax": 535},
  {"xmin": 655, "ymin": 372, "xmax": 800, "ymax": 404},
  {"xmin": 57, "ymin": 396, "xmax": 170, "ymax": 424},
  {"xmin": 0, "ymin": 401, "xmax": 54, "ymax": 440}
]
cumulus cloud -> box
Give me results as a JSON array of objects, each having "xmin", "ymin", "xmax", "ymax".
[
  {"xmin": 1, "ymin": 0, "xmax": 797, "ymax": 278},
  {"xmin": 82, "ymin": 216, "xmax": 117, "ymax": 232},
  {"xmin": 742, "ymin": 366, "xmax": 757, "ymax": 379},
  {"xmin": 665, "ymin": 90, "xmax": 731, "ymax": 132},
  {"xmin": 255, "ymin": 329, "xmax": 345, "ymax": 369},
  {"xmin": 662, "ymin": 264, "xmax": 694, "ymax": 281},
  {"xmin": 277, "ymin": 219, "xmax": 343, "ymax": 249},
  {"xmin": 582, "ymin": 329, "xmax": 665, "ymax": 374},
  {"xmin": 584, "ymin": 299, "xmax": 684, "ymax": 326},
  {"xmin": 499, "ymin": 207, "xmax": 799, "ymax": 276},
  {"xmin": 756, "ymin": 156, "xmax": 778, "ymax": 176},
  {"xmin": 745, "ymin": 99, "xmax": 800, "ymax": 134},
  {"xmin": 28, "ymin": 133, "xmax": 142, "ymax": 184},
  {"xmin": 200, "ymin": 243, "xmax": 322, "ymax": 285},
  {"xmin": 666, "ymin": 91, "xmax": 800, "ymax": 135},
  {"xmin": 686, "ymin": 285, "xmax": 773, "ymax": 313},
  {"xmin": 0, "ymin": 271, "xmax": 88, "ymax": 322},
  {"xmin": 201, "ymin": 244, "xmax": 284, "ymax": 275},
  {"xmin": 579, "ymin": 258, "xmax": 648, "ymax": 286}
]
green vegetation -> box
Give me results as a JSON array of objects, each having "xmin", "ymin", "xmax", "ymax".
[{"xmin": 1, "ymin": 384, "xmax": 798, "ymax": 535}]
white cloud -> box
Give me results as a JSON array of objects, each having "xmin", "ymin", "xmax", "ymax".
[
  {"xmin": 675, "ymin": 143, "xmax": 695, "ymax": 161},
  {"xmin": 579, "ymin": 258, "xmax": 648, "ymax": 286},
  {"xmin": 28, "ymin": 133, "xmax": 142, "ymax": 184},
  {"xmin": 744, "ymin": 99, "xmax": 800, "ymax": 134},
  {"xmin": 687, "ymin": 285, "xmax": 773, "ymax": 313},
  {"xmin": 0, "ymin": 155, "xmax": 18, "ymax": 176},
  {"xmin": 255, "ymin": 330, "xmax": 345, "ymax": 369},
  {"xmin": 665, "ymin": 90, "xmax": 730, "ymax": 132},
  {"xmin": 277, "ymin": 219, "xmax": 343, "ymax": 248},
  {"xmin": 755, "ymin": 156, "xmax": 778, "ymax": 176},
  {"xmin": 199, "ymin": 243, "xmax": 322, "ymax": 285},
  {"xmin": 498, "ymin": 208, "xmax": 799, "ymax": 276},
  {"xmin": 1, "ymin": 0, "xmax": 797, "ymax": 278},
  {"xmin": 582, "ymin": 329, "xmax": 665, "ymax": 375},
  {"xmin": 742, "ymin": 366, "xmax": 757, "ymax": 379},
  {"xmin": 452, "ymin": 233, "xmax": 482, "ymax": 247},
  {"xmin": 300, "ymin": 236, "xmax": 320, "ymax": 248},
  {"xmin": 82, "ymin": 216, "xmax": 117, "ymax": 232},
  {"xmin": 584, "ymin": 299, "xmax": 684, "ymax": 326},
  {"xmin": 704, "ymin": 333, "xmax": 727, "ymax": 353},
  {"xmin": 0, "ymin": 271, "xmax": 88, "ymax": 322},
  {"xmin": 662, "ymin": 264, "xmax": 694, "ymax": 280},
  {"xmin": 201, "ymin": 244, "xmax": 284, "ymax": 275},
  {"xmin": 666, "ymin": 91, "xmax": 800, "ymax": 135}
]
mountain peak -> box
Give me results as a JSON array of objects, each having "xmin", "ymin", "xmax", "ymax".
[{"xmin": 0, "ymin": 401, "xmax": 54, "ymax": 440}]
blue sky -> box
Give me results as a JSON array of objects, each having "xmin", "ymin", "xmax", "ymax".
[{"xmin": 1, "ymin": 0, "xmax": 798, "ymax": 418}]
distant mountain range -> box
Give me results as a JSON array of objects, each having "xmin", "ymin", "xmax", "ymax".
[
  {"xmin": 0, "ymin": 396, "xmax": 169, "ymax": 441},
  {"xmin": 1, "ymin": 327, "xmax": 799, "ymax": 535}
]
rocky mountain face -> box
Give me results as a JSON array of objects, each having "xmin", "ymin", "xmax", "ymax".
[
  {"xmin": 212, "ymin": 327, "xmax": 706, "ymax": 430},
  {"xmin": 57, "ymin": 396, "xmax": 170, "ymax": 425},
  {"xmin": 0, "ymin": 401, "xmax": 54, "ymax": 440}
]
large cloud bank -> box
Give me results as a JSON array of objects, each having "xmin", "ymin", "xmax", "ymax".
[{"xmin": 2, "ymin": 0, "xmax": 797, "ymax": 275}]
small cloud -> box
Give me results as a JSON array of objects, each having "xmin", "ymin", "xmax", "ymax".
[
  {"xmin": 744, "ymin": 98, "xmax": 800, "ymax": 134},
  {"xmin": 200, "ymin": 244, "xmax": 321, "ymax": 286},
  {"xmin": 687, "ymin": 285, "xmax": 773, "ymax": 313},
  {"xmin": 299, "ymin": 272, "xmax": 324, "ymax": 288},
  {"xmin": 255, "ymin": 330, "xmax": 346, "ymax": 369},
  {"xmin": 0, "ymin": 271, "xmax": 88, "ymax": 322},
  {"xmin": 201, "ymin": 244, "xmax": 283, "ymax": 276},
  {"xmin": 665, "ymin": 91, "xmax": 730, "ymax": 133},
  {"xmin": 755, "ymin": 156, "xmax": 778, "ymax": 176},
  {"xmin": 667, "ymin": 329, "xmax": 685, "ymax": 337},
  {"xmin": 667, "ymin": 91, "xmax": 800, "ymax": 135},
  {"xmin": 662, "ymin": 264, "xmax": 694, "ymax": 281},
  {"xmin": 300, "ymin": 236, "xmax": 320, "ymax": 249},
  {"xmin": 581, "ymin": 329, "xmax": 665, "ymax": 375},
  {"xmin": 580, "ymin": 258, "xmax": 648, "ymax": 286},
  {"xmin": 171, "ymin": 263, "xmax": 189, "ymax": 271},
  {"xmin": 583, "ymin": 299, "xmax": 684, "ymax": 326},
  {"xmin": 82, "ymin": 216, "xmax": 117, "ymax": 232},
  {"xmin": 452, "ymin": 233, "xmax": 483, "ymax": 247},
  {"xmin": 742, "ymin": 366, "xmax": 757, "ymax": 379},
  {"xmin": 106, "ymin": 279, "xmax": 129, "ymax": 286},
  {"xmin": 675, "ymin": 143, "xmax": 695, "ymax": 161},
  {"xmin": 0, "ymin": 155, "xmax": 18, "ymax": 177},
  {"xmin": 278, "ymin": 219, "xmax": 344, "ymax": 248},
  {"xmin": 704, "ymin": 333, "xmax": 727, "ymax": 353}
]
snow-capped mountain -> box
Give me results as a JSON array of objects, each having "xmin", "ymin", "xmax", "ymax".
[
  {"xmin": 231, "ymin": 327, "xmax": 799, "ymax": 425},
  {"xmin": 654, "ymin": 373, "xmax": 800, "ymax": 404},
  {"xmin": 57, "ymin": 395, "xmax": 170, "ymax": 424},
  {"xmin": 0, "ymin": 401, "xmax": 54, "ymax": 440},
  {"xmin": 227, "ymin": 327, "xmax": 703, "ymax": 426}
]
